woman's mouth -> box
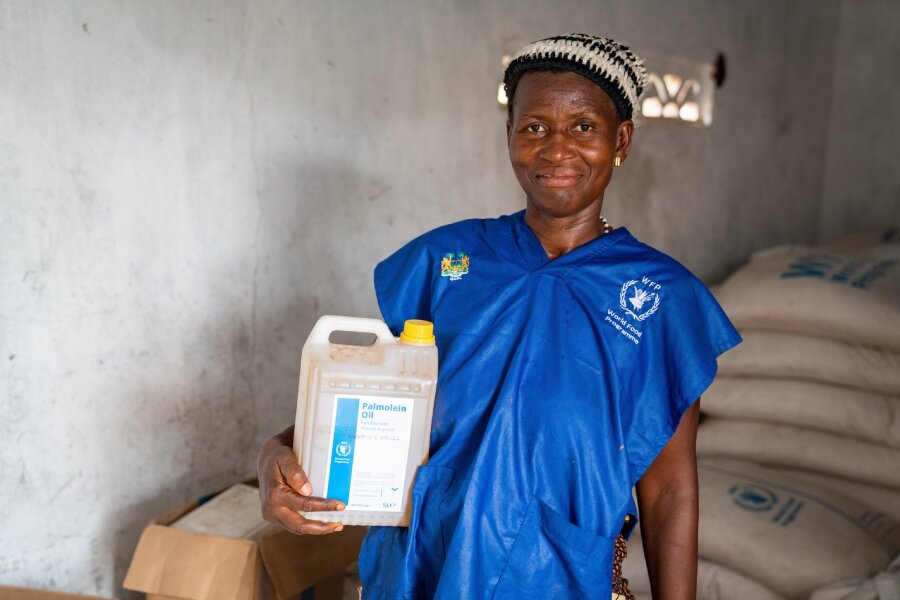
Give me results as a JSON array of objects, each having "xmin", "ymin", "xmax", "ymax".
[{"xmin": 535, "ymin": 170, "xmax": 582, "ymax": 187}]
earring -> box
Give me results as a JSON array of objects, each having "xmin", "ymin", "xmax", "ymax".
[{"xmin": 614, "ymin": 156, "xmax": 622, "ymax": 167}]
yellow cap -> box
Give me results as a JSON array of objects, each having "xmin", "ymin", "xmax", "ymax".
[{"xmin": 400, "ymin": 319, "xmax": 435, "ymax": 344}]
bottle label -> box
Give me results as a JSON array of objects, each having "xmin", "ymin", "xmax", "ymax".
[{"xmin": 324, "ymin": 395, "xmax": 415, "ymax": 512}]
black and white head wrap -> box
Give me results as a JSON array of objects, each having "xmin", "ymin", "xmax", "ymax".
[{"xmin": 503, "ymin": 33, "xmax": 648, "ymax": 120}]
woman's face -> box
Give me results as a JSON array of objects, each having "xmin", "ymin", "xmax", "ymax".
[{"xmin": 507, "ymin": 71, "xmax": 633, "ymax": 220}]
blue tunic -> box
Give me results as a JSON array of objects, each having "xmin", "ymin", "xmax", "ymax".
[{"xmin": 359, "ymin": 211, "xmax": 741, "ymax": 599}]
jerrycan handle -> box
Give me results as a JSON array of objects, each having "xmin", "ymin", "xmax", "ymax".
[{"xmin": 307, "ymin": 315, "xmax": 396, "ymax": 346}]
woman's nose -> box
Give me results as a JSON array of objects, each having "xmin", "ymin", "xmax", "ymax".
[{"xmin": 539, "ymin": 131, "xmax": 576, "ymax": 162}]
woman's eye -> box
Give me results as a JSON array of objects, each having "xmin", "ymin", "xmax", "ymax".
[
  {"xmin": 576, "ymin": 123, "xmax": 593, "ymax": 132},
  {"xmin": 526, "ymin": 124, "xmax": 544, "ymax": 133}
]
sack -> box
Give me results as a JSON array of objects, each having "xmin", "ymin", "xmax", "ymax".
[
  {"xmin": 821, "ymin": 228, "xmax": 900, "ymax": 258},
  {"xmin": 702, "ymin": 377, "xmax": 900, "ymax": 447},
  {"xmin": 622, "ymin": 529, "xmax": 786, "ymax": 600},
  {"xmin": 809, "ymin": 553, "xmax": 900, "ymax": 600},
  {"xmin": 696, "ymin": 419, "xmax": 900, "ymax": 489},
  {"xmin": 697, "ymin": 458, "xmax": 900, "ymax": 598},
  {"xmin": 771, "ymin": 468, "xmax": 900, "ymax": 523},
  {"xmin": 713, "ymin": 237, "xmax": 900, "ymax": 350},
  {"xmin": 697, "ymin": 559, "xmax": 788, "ymax": 600},
  {"xmin": 716, "ymin": 331, "xmax": 900, "ymax": 395}
]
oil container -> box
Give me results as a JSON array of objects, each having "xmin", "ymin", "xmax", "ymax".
[{"xmin": 292, "ymin": 315, "xmax": 438, "ymax": 526}]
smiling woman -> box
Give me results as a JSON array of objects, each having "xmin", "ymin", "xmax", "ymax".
[
  {"xmin": 257, "ymin": 33, "xmax": 742, "ymax": 600},
  {"xmin": 507, "ymin": 70, "xmax": 631, "ymax": 256}
]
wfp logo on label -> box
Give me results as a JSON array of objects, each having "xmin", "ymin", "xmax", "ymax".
[
  {"xmin": 730, "ymin": 484, "xmax": 777, "ymax": 512},
  {"xmin": 620, "ymin": 276, "xmax": 662, "ymax": 321},
  {"xmin": 335, "ymin": 440, "xmax": 352, "ymax": 458}
]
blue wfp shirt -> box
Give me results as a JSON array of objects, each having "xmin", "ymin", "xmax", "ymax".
[{"xmin": 359, "ymin": 211, "xmax": 741, "ymax": 599}]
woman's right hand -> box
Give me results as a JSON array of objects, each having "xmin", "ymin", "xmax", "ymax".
[{"xmin": 257, "ymin": 425, "xmax": 346, "ymax": 535}]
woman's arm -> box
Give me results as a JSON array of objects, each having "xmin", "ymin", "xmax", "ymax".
[
  {"xmin": 257, "ymin": 425, "xmax": 346, "ymax": 534},
  {"xmin": 634, "ymin": 401, "xmax": 700, "ymax": 600}
]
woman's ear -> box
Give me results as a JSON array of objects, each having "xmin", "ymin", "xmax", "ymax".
[
  {"xmin": 616, "ymin": 120, "xmax": 635, "ymax": 160},
  {"xmin": 506, "ymin": 120, "xmax": 512, "ymax": 146}
]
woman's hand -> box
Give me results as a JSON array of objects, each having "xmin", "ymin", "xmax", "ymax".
[{"xmin": 257, "ymin": 425, "xmax": 346, "ymax": 535}]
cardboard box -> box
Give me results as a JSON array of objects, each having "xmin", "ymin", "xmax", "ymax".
[
  {"xmin": 124, "ymin": 484, "xmax": 365, "ymax": 600},
  {"xmin": 0, "ymin": 587, "xmax": 113, "ymax": 600}
]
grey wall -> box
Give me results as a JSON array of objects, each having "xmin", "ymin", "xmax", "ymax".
[
  {"xmin": 2, "ymin": 0, "xmax": 888, "ymax": 596},
  {"xmin": 817, "ymin": 0, "xmax": 900, "ymax": 239}
]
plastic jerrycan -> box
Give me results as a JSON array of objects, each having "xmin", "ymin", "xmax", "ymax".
[{"xmin": 292, "ymin": 315, "xmax": 438, "ymax": 526}]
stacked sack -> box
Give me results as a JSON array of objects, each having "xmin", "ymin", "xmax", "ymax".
[
  {"xmin": 691, "ymin": 228, "xmax": 900, "ymax": 598},
  {"xmin": 622, "ymin": 459, "xmax": 900, "ymax": 600}
]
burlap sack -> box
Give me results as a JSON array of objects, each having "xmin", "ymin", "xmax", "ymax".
[
  {"xmin": 809, "ymin": 553, "xmax": 900, "ymax": 600},
  {"xmin": 697, "ymin": 459, "xmax": 900, "ymax": 598},
  {"xmin": 716, "ymin": 331, "xmax": 900, "ymax": 395},
  {"xmin": 696, "ymin": 419, "xmax": 900, "ymax": 489},
  {"xmin": 771, "ymin": 468, "xmax": 900, "ymax": 523},
  {"xmin": 622, "ymin": 530, "xmax": 786, "ymax": 600},
  {"xmin": 703, "ymin": 377, "xmax": 900, "ymax": 447},
  {"xmin": 713, "ymin": 236, "xmax": 900, "ymax": 350},
  {"xmin": 821, "ymin": 228, "xmax": 900, "ymax": 257}
]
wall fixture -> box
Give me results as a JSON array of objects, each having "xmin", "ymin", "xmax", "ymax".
[
  {"xmin": 638, "ymin": 52, "xmax": 725, "ymax": 126},
  {"xmin": 497, "ymin": 52, "xmax": 512, "ymax": 106},
  {"xmin": 496, "ymin": 38, "xmax": 525, "ymax": 108}
]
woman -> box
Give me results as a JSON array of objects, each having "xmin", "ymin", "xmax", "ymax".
[{"xmin": 258, "ymin": 34, "xmax": 740, "ymax": 599}]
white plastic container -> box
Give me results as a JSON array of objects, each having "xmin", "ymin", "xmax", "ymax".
[{"xmin": 292, "ymin": 315, "xmax": 438, "ymax": 526}]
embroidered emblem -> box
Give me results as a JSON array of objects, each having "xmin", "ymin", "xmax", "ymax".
[
  {"xmin": 619, "ymin": 276, "xmax": 662, "ymax": 321},
  {"xmin": 440, "ymin": 252, "xmax": 470, "ymax": 281}
]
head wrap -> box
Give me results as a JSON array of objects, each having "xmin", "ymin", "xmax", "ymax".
[{"xmin": 503, "ymin": 33, "xmax": 648, "ymax": 120}]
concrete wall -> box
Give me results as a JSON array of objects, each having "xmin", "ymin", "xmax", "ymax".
[
  {"xmin": 0, "ymin": 0, "xmax": 865, "ymax": 595},
  {"xmin": 817, "ymin": 0, "xmax": 900, "ymax": 240}
]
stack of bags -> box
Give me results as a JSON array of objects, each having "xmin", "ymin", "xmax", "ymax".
[
  {"xmin": 691, "ymin": 228, "xmax": 900, "ymax": 598},
  {"xmin": 622, "ymin": 457, "xmax": 900, "ymax": 600}
]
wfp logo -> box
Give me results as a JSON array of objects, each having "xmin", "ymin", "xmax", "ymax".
[
  {"xmin": 730, "ymin": 484, "xmax": 777, "ymax": 512},
  {"xmin": 620, "ymin": 276, "xmax": 662, "ymax": 321},
  {"xmin": 335, "ymin": 440, "xmax": 352, "ymax": 458}
]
